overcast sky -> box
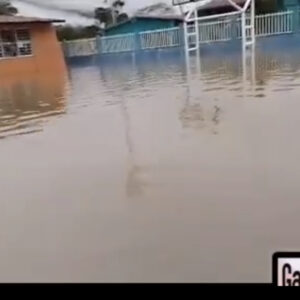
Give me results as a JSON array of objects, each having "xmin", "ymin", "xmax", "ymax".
[{"xmin": 11, "ymin": 0, "xmax": 177, "ymax": 25}]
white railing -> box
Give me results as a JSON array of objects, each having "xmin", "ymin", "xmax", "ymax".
[
  {"xmin": 196, "ymin": 10, "xmax": 293, "ymax": 44},
  {"xmin": 63, "ymin": 11, "xmax": 296, "ymax": 56},
  {"xmin": 197, "ymin": 19, "xmax": 234, "ymax": 43},
  {"xmin": 139, "ymin": 27, "xmax": 181, "ymax": 49},
  {"xmin": 100, "ymin": 33, "xmax": 136, "ymax": 54},
  {"xmin": 62, "ymin": 38, "xmax": 98, "ymax": 57},
  {"xmin": 254, "ymin": 10, "xmax": 293, "ymax": 37}
]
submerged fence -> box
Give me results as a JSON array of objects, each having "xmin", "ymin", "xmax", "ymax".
[
  {"xmin": 139, "ymin": 27, "xmax": 182, "ymax": 50},
  {"xmin": 254, "ymin": 10, "xmax": 293, "ymax": 37},
  {"xmin": 197, "ymin": 10, "xmax": 293, "ymax": 43},
  {"xmin": 99, "ymin": 33, "xmax": 136, "ymax": 53},
  {"xmin": 62, "ymin": 38, "xmax": 98, "ymax": 57},
  {"xmin": 63, "ymin": 10, "xmax": 298, "ymax": 57}
]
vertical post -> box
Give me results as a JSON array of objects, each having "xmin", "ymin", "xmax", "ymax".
[
  {"xmin": 96, "ymin": 35, "xmax": 101, "ymax": 55},
  {"xmin": 251, "ymin": 43, "xmax": 256, "ymax": 85},
  {"xmin": 183, "ymin": 21, "xmax": 189, "ymax": 63},
  {"xmin": 241, "ymin": 10, "xmax": 247, "ymax": 91},
  {"xmin": 194, "ymin": 10, "xmax": 201, "ymax": 74},
  {"xmin": 293, "ymin": 6, "xmax": 299, "ymax": 33},
  {"xmin": 251, "ymin": 0, "xmax": 255, "ymax": 45},
  {"xmin": 135, "ymin": 32, "xmax": 141, "ymax": 52},
  {"xmin": 195, "ymin": 10, "xmax": 200, "ymax": 57},
  {"xmin": 241, "ymin": 11, "xmax": 246, "ymax": 52},
  {"xmin": 242, "ymin": 40, "xmax": 247, "ymax": 85}
]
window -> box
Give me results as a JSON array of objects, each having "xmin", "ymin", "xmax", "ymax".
[{"xmin": 0, "ymin": 29, "xmax": 32, "ymax": 59}]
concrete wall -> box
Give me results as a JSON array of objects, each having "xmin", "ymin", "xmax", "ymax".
[{"xmin": 0, "ymin": 22, "xmax": 66, "ymax": 76}]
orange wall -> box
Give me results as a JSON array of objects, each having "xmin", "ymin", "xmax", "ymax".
[
  {"xmin": 0, "ymin": 22, "xmax": 66, "ymax": 76},
  {"xmin": 0, "ymin": 23, "xmax": 68, "ymax": 124}
]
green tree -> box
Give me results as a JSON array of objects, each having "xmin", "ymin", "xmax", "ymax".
[
  {"xmin": 0, "ymin": 0, "xmax": 18, "ymax": 15},
  {"xmin": 256, "ymin": 0, "xmax": 281, "ymax": 14},
  {"xmin": 117, "ymin": 12, "xmax": 129, "ymax": 23},
  {"xmin": 56, "ymin": 25, "xmax": 100, "ymax": 41},
  {"xmin": 95, "ymin": 7, "xmax": 114, "ymax": 27},
  {"xmin": 95, "ymin": 0, "xmax": 128, "ymax": 28}
]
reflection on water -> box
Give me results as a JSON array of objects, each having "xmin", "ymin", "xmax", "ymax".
[
  {"xmin": 2, "ymin": 35, "xmax": 300, "ymax": 282},
  {"xmin": 0, "ymin": 65, "xmax": 68, "ymax": 139}
]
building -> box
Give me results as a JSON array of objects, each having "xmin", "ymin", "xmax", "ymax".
[
  {"xmin": 196, "ymin": 0, "xmax": 300, "ymax": 16},
  {"xmin": 104, "ymin": 1, "xmax": 297, "ymax": 37},
  {"xmin": 0, "ymin": 15, "xmax": 65, "ymax": 75},
  {"xmin": 104, "ymin": 15, "xmax": 184, "ymax": 36}
]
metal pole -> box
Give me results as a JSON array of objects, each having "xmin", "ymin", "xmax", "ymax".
[
  {"xmin": 195, "ymin": 9, "xmax": 200, "ymax": 52},
  {"xmin": 251, "ymin": 0, "xmax": 256, "ymax": 45},
  {"xmin": 241, "ymin": 10, "xmax": 247, "ymax": 91},
  {"xmin": 183, "ymin": 21, "xmax": 189, "ymax": 63},
  {"xmin": 227, "ymin": 0, "xmax": 243, "ymax": 12},
  {"xmin": 241, "ymin": 11, "xmax": 246, "ymax": 52},
  {"xmin": 251, "ymin": 44, "xmax": 256, "ymax": 85}
]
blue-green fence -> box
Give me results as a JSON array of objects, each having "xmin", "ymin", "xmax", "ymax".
[{"xmin": 63, "ymin": 10, "xmax": 299, "ymax": 57}]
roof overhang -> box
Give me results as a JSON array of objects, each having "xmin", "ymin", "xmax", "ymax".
[{"xmin": 0, "ymin": 16, "xmax": 65, "ymax": 25}]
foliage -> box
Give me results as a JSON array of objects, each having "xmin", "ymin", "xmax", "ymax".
[
  {"xmin": 0, "ymin": 0, "xmax": 18, "ymax": 15},
  {"xmin": 95, "ymin": 0, "xmax": 128, "ymax": 28},
  {"xmin": 116, "ymin": 13, "xmax": 129, "ymax": 23},
  {"xmin": 56, "ymin": 25, "xmax": 100, "ymax": 41},
  {"xmin": 95, "ymin": 7, "xmax": 114, "ymax": 27},
  {"xmin": 256, "ymin": 0, "xmax": 282, "ymax": 14}
]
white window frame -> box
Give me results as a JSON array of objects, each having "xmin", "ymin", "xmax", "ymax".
[{"xmin": 0, "ymin": 27, "xmax": 33, "ymax": 60}]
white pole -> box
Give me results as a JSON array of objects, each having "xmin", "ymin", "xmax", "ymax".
[
  {"xmin": 251, "ymin": 0, "xmax": 256, "ymax": 45},
  {"xmin": 195, "ymin": 10, "xmax": 200, "ymax": 52},
  {"xmin": 194, "ymin": 10, "xmax": 201, "ymax": 72},
  {"xmin": 227, "ymin": 0, "xmax": 243, "ymax": 12},
  {"xmin": 183, "ymin": 21, "xmax": 189, "ymax": 63},
  {"xmin": 242, "ymin": 38, "xmax": 247, "ymax": 94},
  {"xmin": 243, "ymin": 0, "xmax": 252, "ymax": 12},
  {"xmin": 241, "ymin": 11, "xmax": 246, "ymax": 52},
  {"xmin": 251, "ymin": 43, "xmax": 256, "ymax": 84},
  {"xmin": 241, "ymin": 9, "xmax": 247, "ymax": 88}
]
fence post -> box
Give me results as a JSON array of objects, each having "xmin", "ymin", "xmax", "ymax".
[
  {"xmin": 96, "ymin": 36, "xmax": 101, "ymax": 54},
  {"xmin": 293, "ymin": 6, "xmax": 300, "ymax": 32},
  {"xmin": 288, "ymin": 6, "xmax": 300, "ymax": 32},
  {"xmin": 62, "ymin": 39, "xmax": 67, "ymax": 57},
  {"xmin": 179, "ymin": 24, "xmax": 185, "ymax": 47},
  {"xmin": 231, "ymin": 17, "xmax": 238, "ymax": 40},
  {"xmin": 135, "ymin": 32, "xmax": 141, "ymax": 52}
]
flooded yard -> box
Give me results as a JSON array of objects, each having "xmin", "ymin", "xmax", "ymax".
[{"xmin": 1, "ymin": 35, "xmax": 300, "ymax": 282}]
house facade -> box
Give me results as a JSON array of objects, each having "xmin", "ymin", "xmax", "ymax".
[
  {"xmin": 104, "ymin": 15, "xmax": 184, "ymax": 36},
  {"xmin": 0, "ymin": 16, "xmax": 65, "ymax": 76}
]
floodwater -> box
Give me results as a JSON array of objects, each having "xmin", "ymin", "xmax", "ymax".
[{"xmin": 1, "ymin": 35, "xmax": 300, "ymax": 282}]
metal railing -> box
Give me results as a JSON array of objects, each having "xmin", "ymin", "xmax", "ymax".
[
  {"xmin": 139, "ymin": 27, "xmax": 182, "ymax": 50},
  {"xmin": 254, "ymin": 10, "xmax": 293, "ymax": 37},
  {"xmin": 196, "ymin": 10, "xmax": 293, "ymax": 44},
  {"xmin": 62, "ymin": 38, "xmax": 98, "ymax": 57},
  {"xmin": 197, "ymin": 19, "xmax": 236, "ymax": 43},
  {"xmin": 63, "ymin": 11, "xmax": 296, "ymax": 56},
  {"xmin": 99, "ymin": 33, "xmax": 136, "ymax": 54}
]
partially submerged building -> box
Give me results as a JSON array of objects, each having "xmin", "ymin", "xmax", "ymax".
[{"xmin": 0, "ymin": 15, "xmax": 65, "ymax": 75}]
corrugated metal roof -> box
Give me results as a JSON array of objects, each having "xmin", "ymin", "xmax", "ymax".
[
  {"xmin": 0, "ymin": 15, "xmax": 65, "ymax": 24},
  {"xmin": 197, "ymin": 0, "xmax": 246, "ymax": 11},
  {"xmin": 134, "ymin": 14, "xmax": 184, "ymax": 21}
]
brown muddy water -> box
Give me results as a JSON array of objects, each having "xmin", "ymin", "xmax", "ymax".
[{"xmin": 1, "ymin": 36, "xmax": 300, "ymax": 282}]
